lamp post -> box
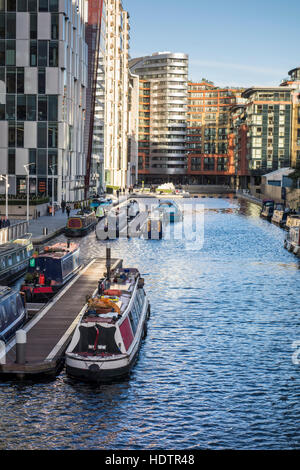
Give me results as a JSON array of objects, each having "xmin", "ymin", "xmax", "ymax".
[
  {"xmin": 49, "ymin": 164, "xmax": 57, "ymax": 217},
  {"xmin": 0, "ymin": 175, "xmax": 9, "ymax": 220},
  {"xmin": 24, "ymin": 163, "xmax": 35, "ymax": 222}
]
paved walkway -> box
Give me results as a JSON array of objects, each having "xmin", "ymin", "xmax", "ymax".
[{"xmin": 28, "ymin": 209, "xmax": 78, "ymax": 244}]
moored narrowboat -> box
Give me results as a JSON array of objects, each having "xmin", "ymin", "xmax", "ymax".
[
  {"xmin": 0, "ymin": 286, "xmax": 27, "ymax": 342},
  {"xmin": 21, "ymin": 242, "xmax": 81, "ymax": 301},
  {"xmin": 65, "ymin": 210, "xmax": 97, "ymax": 237},
  {"xmin": 285, "ymin": 214, "xmax": 300, "ymax": 231},
  {"xmin": 271, "ymin": 204, "xmax": 291, "ymax": 228},
  {"xmin": 65, "ymin": 267, "xmax": 150, "ymax": 383},
  {"xmin": 0, "ymin": 237, "xmax": 33, "ymax": 285},
  {"xmin": 284, "ymin": 226, "xmax": 300, "ymax": 256},
  {"xmin": 260, "ymin": 200, "xmax": 275, "ymax": 221}
]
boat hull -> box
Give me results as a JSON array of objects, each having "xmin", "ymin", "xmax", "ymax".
[
  {"xmin": 64, "ymin": 221, "xmax": 97, "ymax": 237},
  {"xmin": 0, "ymin": 259, "xmax": 30, "ymax": 285}
]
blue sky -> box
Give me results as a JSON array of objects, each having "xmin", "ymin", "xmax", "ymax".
[{"xmin": 123, "ymin": 0, "xmax": 300, "ymax": 88}]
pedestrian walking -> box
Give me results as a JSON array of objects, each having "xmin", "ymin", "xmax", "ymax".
[
  {"xmin": 66, "ymin": 205, "xmax": 71, "ymax": 218},
  {"xmin": 61, "ymin": 199, "xmax": 66, "ymax": 214}
]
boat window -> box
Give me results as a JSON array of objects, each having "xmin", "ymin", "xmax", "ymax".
[
  {"xmin": 1, "ymin": 304, "xmax": 8, "ymax": 324},
  {"xmin": 128, "ymin": 311, "xmax": 137, "ymax": 335},
  {"xmin": 8, "ymin": 255, "xmax": 12, "ymax": 266},
  {"xmin": 16, "ymin": 252, "xmax": 20, "ymax": 262},
  {"xmin": 1, "ymin": 257, "xmax": 6, "ymax": 269},
  {"xmin": 10, "ymin": 296, "xmax": 17, "ymax": 317},
  {"xmin": 16, "ymin": 295, "xmax": 24, "ymax": 316},
  {"xmin": 131, "ymin": 300, "xmax": 140, "ymax": 324},
  {"xmin": 0, "ymin": 307, "xmax": 3, "ymax": 329}
]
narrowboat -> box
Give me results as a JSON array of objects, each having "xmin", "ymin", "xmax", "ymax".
[
  {"xmin": 271, "ymin": 204, "xmax": 291, "ymax": 228},
  {"xmin": 157, "ymin": 199, "xmax": 182, "ymax": 223},
  {"xmin": 90, "ymin": 197, "xmax": 114, "ymax": 212},
  {"xmin": 127, "ymin": 199, "xmax": 139, "ymax": 219},
  {"xmin": 65, "ymin": 267, "xmax": 150, "ymax": 383},
  {"xmin": 20, "ymin": 242, "xmax": 81, "ymax": 302},
  {"xmin": 0, "ymin": 286, "xmax": 27, "ymax": 342},
  {"xmin": 285, "ymin": 213, "xmax": 300, "ymax": 231},
  {"xmin": 284, "ymin": 226, "xmax": 300, "ymax": 256},
  {"xmin": 260, "ymin": 200, "xmax": 275, "ymax": 221},
  {"xmin": 0, "ymin": 237, "xmax": 33, "ymax": 285},
  {"xmin": 65, "ymin": 210, "xmax": 97, "ymax": 237}
]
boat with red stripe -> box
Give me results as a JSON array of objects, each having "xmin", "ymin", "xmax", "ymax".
[{"xmin": 65, "ymin": 266, "xmax": 150, "ymax": 383}]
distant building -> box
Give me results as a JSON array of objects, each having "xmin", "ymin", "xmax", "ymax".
[
  {"xmin": 104, "ymin": 0, "xmax": 130, "ymax": 189},
  {"xmin": 229, "ymin": 104, "xmax": 249, "ymax": 189},
  {"xmin": 187, "ymin": 81, "xmax": 242, "ymax": 185},
  {"xmin": 0, "ymin": 0, "xmax": 88, "ymax": 202},
  {"xmin": 281, "ymin": 67, "xmax": 300, "ymax": 168},
  {"xmin": 130, "ymin": 52, "xmax": 189, "ymax": 185},
  {"xmin": 241, "ymin": 87, "xmax": 292, "ymax": 184}
]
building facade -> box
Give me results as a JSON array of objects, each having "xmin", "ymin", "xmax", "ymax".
[
  {"xmin": 187, "ymin": 81, "xmax": 242, "ymax": 185},
  {"xmin": 104, "ymin": 0, "xmax": 130, "ymax": 189},
  {"xmin": 0, "ymin": 0, "xmax": 88, "ymax": 202},
  {"xmin": 130, "ymin": 52, "xmax": 189, "ymax": 185},
  {"xmin": 241, "ymin": 87, "xmax": 292, "ymax": 182}
]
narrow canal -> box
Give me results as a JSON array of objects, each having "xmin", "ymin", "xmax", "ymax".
[{"xmin": 1, "ymin": 196, "xmax": 300, "ymax": 450}]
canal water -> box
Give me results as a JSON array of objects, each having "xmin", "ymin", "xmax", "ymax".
[{"xmin": 1, "ymin": 196, "xmax": 300, "ymax": 450}]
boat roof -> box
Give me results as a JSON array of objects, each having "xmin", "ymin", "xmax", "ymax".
[
  {"xmin": 38, "ymin": 242, "xmax": 79, "ymax": 259},
  {"xmin": 0, "ymin": 239, "xmax": 30, "ymax": 254},
  {"xmin": 0, "ymin": 285, "xmax": 13, "ymax": 298}
]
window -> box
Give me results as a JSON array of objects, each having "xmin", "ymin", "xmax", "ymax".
[
  {"xmin": 6, "ymin": 67, "xmax": 15, "ymax": 93},
  {"xmin": 203, "ymin": 157, "xmax": 215, "ymax": 171},
  {"xmin": 37, "ymin": 149, "xmax": 47, "ymax": 175},
  {"xmin": 7, "ymin": 0, "xmax": 16, "ymax": 11},
  {"xmin": 26, "ymin": 94, "xmax": 36, "ymax": 120},
  {"xmin": 38, "ymin": 40, "xmax": 47, "ymax": 66},
  {"xmin": 30, "ymin": 13, "xmax": 37, "ymax": 39},
  {"xmin": 48, "ymin": 122, "xmax": 57, "ymax": 148},
  {"xmin": 6, "ymin": 40, "xmax": 15, "ymax": 65},
  {"xmin": 16, "ymin": 121, "xmax": 23, "ymax": 147},
  {"xmin": 38, "ymin": 95, "xmax": 47, "ymax": 120},
  {"xmin": 38, "ymin": 67, "xmax": 45, "ymax": 93},
  {"xmin": 17, "ymin": 0, "xmax": 27, "ymax": 11},
  {"xmin": 48, "ymin": 149, "xmax": 57, "ymax": 174},
  {"xmin": 0, "ymin": 40, "xmax": 4, "ymax": 65},
  {"xmin": 0, "ymin": 13, "xmax": 5, "ymax": 38},
  {"xmin": 8, "ymin": 149, "xmax": 15, "ymax": 173},
  {"xmin": 6, "ymin": 13, "xmax": 16, "ymax": 39},
  {"xmin": 17, "ymin": 67, "xmax": 24, "ymax": 93},
  {"xmin": 51, "ymin": 13, "xmax": 58, "ymax": 39},
  {"xmin": 37, "ymin": 122, "xmax": 47, "ymax": 147},
  {"xmin": 48, "ymin": 95, "xmax": 57, "ymax": 120},
  {"xmin": 17, "ymin": 94, "xmax": 26, "ymax": 120},
  {"xmin": 39, "ymin": 0, "xmax": 48, "ymax": 12},
  {"xmin": 49, "ymin": 41, "xmax": 58, "ymax": 67},
  {"xmin": 6, "ymin": 94, "xmax": 15, "ymax": 120},
  {"xmin": 29, "ymin": 148, "xmax": 36, "ymax": 174},
  {"xmin": 30, "ymin": 40, "xmax": 37, "ymax": 66},
  {"xmin": 28, "ymin": 0, "xmax": 37, "ymax": 11},
  {"xmin": 49, "ymin": 0, "xmax": 58, "ymax": 11}
]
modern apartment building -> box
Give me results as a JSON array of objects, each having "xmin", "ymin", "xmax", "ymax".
[
  {"xmin": 84, "ymin": 0, "xmax": 106, "ymax": 196},
  {"xmin": 282, "ymin": 67, "xmax": 300, "ymax": 168},
  {"xmin": 229, "ymin": 104, "xmax": 249, "ymax": 189},
  {"xmin": 127, "ymin": 71, "xmax": 139, "ymax": 186},
  {"xmin": 0, "ymin": 0, "xmax": 88, "ymax": 202},
  {"xmin": 104, "ymin": 0, "xmax": 130, "ymax": 189},
  {"xmin": 241, "ymin": 87, "xmax": 292, "ymax": 181},
  {"xmin": 187, "ymin": 80, "xmax": 241, "ymax": 185},
  {"xmin": 130, "ymin": 52, "xmax": 189, "ymax": 185}
]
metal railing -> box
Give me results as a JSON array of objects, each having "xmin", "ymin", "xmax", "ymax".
[{"xmin": 0, "ymin": 221, "xmax": 29, "ymax": 244}]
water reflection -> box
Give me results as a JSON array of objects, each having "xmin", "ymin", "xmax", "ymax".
[{"xmin": 1, "ymin": 197, "xmax": 300, "ymax": 450}]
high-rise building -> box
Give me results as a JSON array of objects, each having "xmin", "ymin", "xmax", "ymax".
[
  {"xmin": 84, "ymin": 0, "xmax": 106, "ymax": 196},
  {"xmin": 229, "ymin": 104, "xmax": 249, "ymax": 189},
  {"xmin": 281, "ymin": 67, "xmax": 300, "ymax": 168},
  {"xmin": 187, "ymin": 80, "xmax": 241, "ymax": 185},
  {"xmin": 241, "ymin": 87, "xmax": 292, "ymax": 180},
  {"xmin": 127, "ymin": 71, "xmax": 139, "ymax": 187},
  {"xmin": 130, "ymin": 52, "xmax": 189, "ymax": 185},
  {"xmin": 0, "ymin": 0, "xmax": 88, "ymax": 203},
  {"xmin": 104, "ymin": 0, "xmax": 130, "ymax": 189}
]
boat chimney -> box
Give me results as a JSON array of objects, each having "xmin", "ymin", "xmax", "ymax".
[
  {"xmin": 106, "ymin": 244, "xmax": 111, "ymax": 280},
  {"xmin": 67, "ymin": 239, "xmax": 70, "ymax": 249}
]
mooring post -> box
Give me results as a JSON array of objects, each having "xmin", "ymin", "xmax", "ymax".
[
  {"xmin": 15, "ymin": 330, "xmax": 26, "ymax": 365},
  {"xmin": 0, "ymin": 340, "xmax": 6, "ymax": 365}
]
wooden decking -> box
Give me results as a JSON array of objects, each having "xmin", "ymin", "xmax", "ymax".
[{"xmin": 0, "ymin": 258, "xmax": 122, "ymax": 379}]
